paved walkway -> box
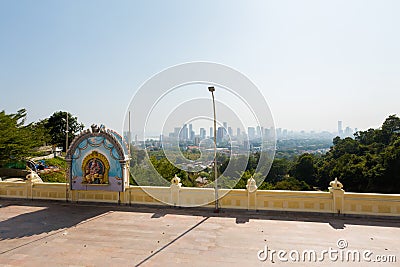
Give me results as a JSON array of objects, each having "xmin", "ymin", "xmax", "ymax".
[{"xmin": 0, "ymin": 200, "xmax": 399, "ymax": 266}]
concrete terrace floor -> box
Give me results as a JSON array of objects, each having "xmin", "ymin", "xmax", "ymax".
[{"xmin": 0, "ymin": 199, "xmax": 399, "ymax": 267}]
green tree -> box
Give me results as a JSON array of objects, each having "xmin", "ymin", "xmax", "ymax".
[
  {"xmin": 381, "ymin": 115, "xmax": 400, "ymax": 144},
  {"xmin": 274, "ymin": 177, "xmax": 311, "ymax": 191},
  {"xmin": 289, "ymin": 153, "xmax": 317, "ymax": 186},
  {"xmin": 150, "ymin": 156, "xmax": 188, "ymax": 185},
  {"xmin": 31, "ymin": 119, "xmax": 51, "ymax": 146},
  {"xmin": 316, "ymin": 115, "xmax": 400, "ymax": 193},
  {"xmin": 266, "ymin": 158, "xmax": 292, "ymax": 183},
  {"xmin": 0, "ymin": 109, "xmax": 45, "ymax": 166},
  {"xmin": 378, "ymin": 135, "xmax": 400, "ymax": 193},
  {"xmin": 45, "ymin": 111, "xmax": 84, "ymax": 151}
]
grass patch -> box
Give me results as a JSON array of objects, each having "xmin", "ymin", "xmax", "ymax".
[
  {"xmin": 39, "ymin": 157, "xmax": 67, "ymax": 183},
  {"xmin": 44, "ymin": 157, "xmax": 67, "ymax": 169},
  {"xmin": 40, "ymin": 170, "xmax": 66, "ymax": 183}
]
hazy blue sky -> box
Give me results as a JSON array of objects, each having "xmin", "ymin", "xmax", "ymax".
[{"xmin": 1, "ymin": 0, "xmax": 399, "ymax": 133}]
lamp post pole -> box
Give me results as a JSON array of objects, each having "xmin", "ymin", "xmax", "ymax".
[
  {"xmin": 65, "ymin": 112, "xmax": 69, "ymax": 202},
  {"xmin": 66, "ymin": 113, "xmax": 69, "ymax": 152},
  {"xmin": 208, "ymin": 86, "xmax": 219, "ymax": 213}
]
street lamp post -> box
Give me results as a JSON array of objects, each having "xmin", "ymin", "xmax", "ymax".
[
  {"xmin": 208, "ymin": 86, "xmax": 219, "ymax": 213},
  {"xmin": 65, "ymin": 112, "xmax": 69, "ymax": 202},
  {"xmin": 66, "ymin": 113, "xmax": 69, "ymax": 152}
]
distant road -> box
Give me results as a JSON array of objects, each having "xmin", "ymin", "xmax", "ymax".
[{"xmin": 30, "ymin": 154, "xmax": 55, "ymax": 161}]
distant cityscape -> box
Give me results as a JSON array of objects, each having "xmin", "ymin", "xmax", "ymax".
[
  {"xmin": 125, "ymin": 120, "xmax": 357, "ymax": 154},
  {"xmin": 337, "ymin": 120, "xmax": 357, "ymax": 138}
]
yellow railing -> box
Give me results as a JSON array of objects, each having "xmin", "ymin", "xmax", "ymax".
[{"xmin": 0, "ymin": 180, "xmax": 399, "ymax": 217}]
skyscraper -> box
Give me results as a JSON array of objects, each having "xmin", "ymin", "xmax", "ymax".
[
  {"xmin": 189, "ymin": 124, "xmax": 194, "ymax": 141},
  {"xmin": 282, "ymin": 129, "xmax": 288, "ymax": 138},
  {"xmin": 194, "ymin": 137, "xmax": 200, "ymax": 146},
  {"xmin": 200, "ymin": 128, "xmax": 206, "ymax": 139},
  {"xmin": 223, "ymin": 122, "xmax": 228, "ymax": 138},
  {"xmin": 276, "ymin": 128, "xmax": 282, "ymax": 139},
  {"xmin": 217, "ymin": 127, "xmax": 224, "ymax": 143},
  {"xmin": 179, "ymin": 124, "xmax": 188, "ymax": 141},
  {"xmin": 344, "ymin": 126, "xmax": 352, "ymax": 137},
  {"xmin": 248, "ymin": 127, "xmax": 255, "ymax": 140},
  {"xmin": 210, "ymin": 127, "xmax": 213, "ymax": 138},
  {"xmin": 184, "ymin": 124, "xmax": 188, "ymax": 140},
  {"xmin": 256, "ymin": 126, "xmax": 261, "ymax": 137},
  {"xmin": 237, "ymin": 127, "xmax": 241, "ymax": 137},
  {"xmin": 338, "ymin": 121, "xmax": 343, "ymax": 136}
]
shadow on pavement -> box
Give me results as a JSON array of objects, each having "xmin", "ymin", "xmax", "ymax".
[
  {"xmin": 140, "ymin": 203, "xmax": 399, "ymax": 229},
  {"xmin": 0, "ymin": 201, "xmax": 110, "ymax": 241},
  {"xmin": 0, "ymin": 199, "xmax": 399, "ymax": 243}
]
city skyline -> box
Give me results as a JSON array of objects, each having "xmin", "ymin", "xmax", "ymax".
[{"xmin": 132, "ymin": 119, "xmax": 357, "ymax": 142}]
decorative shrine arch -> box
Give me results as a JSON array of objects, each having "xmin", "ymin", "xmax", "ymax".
[{"xmin": 66, "ymin": 124, "xmax": 129, "ymax": 192}]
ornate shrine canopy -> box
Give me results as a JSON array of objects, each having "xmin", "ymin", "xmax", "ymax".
[{"xmin": 66, "ymin": 124, "xmax": 129, "ymax": 192}]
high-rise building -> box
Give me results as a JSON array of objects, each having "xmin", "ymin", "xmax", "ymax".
[
  {"xmin": 179, "ymin": 124, "xmax": 188, "ymax": 141},
  {"xmin": 338, "ymin": 121, "xmax": 343, "ymax": 136},
  {"xmin": 282, "ymin": 129, "xmax": 288, "ymax": 138},
  {"xmin": 189, "ymin": 124, "xmax": 194, "ymax": 141},
  {"xmin": 248, "ymin": 127, "xmax": 256, "ymax": 140},
  {"xmin": 184, "ymin": 124, "xmax": 188, "ymax": 140},
  {"xmin": 223, "ymin": 122, "xmax": 228, "ymax": 138},
  {"xmin": 209, "ymin": 127, "xmax": 213, "ymax": 138},
  {"xmin": 194, "ymin": 137, "xmax": 200, "ymax": 146},
  {"xmin": 200, "ymin": 128, "xmax": 206, "ymax": 139},
  {"xmin": 344, "ymin": 126, "xmax": 352, "ymax": 137},
  {"xmin": 276, "ymin": 128, "xmax": 282, "ymax": 139},
  {"xmin": 256, "ymin": 126, "xmax": 261, "ymax": 137},
  {"xmin": 217, "ymin": 127, "xmax": 224, "ymax": 143},
  {"xmin": 228, "ymin": 127, "xmax": 233, "ymax": 137},
  {"xmin": 237, "ymin": 128, "xmax": 241, "ymax": 137}
]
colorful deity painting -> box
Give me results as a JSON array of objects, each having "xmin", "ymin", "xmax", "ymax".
[
  {"xmin": 66, "ymin": 124, "xmax": 129, "ymax": 192},
  {"xmin": 82, "ymin": 151, "xmax": 109, "ymax": 185}
]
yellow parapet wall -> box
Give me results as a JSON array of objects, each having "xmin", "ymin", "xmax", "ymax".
[{"xmin": 0, "ymin": 180, "xmax": 399, "ymax": 217}]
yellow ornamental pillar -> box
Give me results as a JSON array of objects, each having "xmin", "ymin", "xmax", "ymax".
[
  {"xmin": 246, "ymin": 176, "xmax": 258, "ymax": 210},
  {"xmin": 329, "ymin": 178, "xmax": 345, "ymax": 215},
  {"xmin": 170, "ymin": 174, "xmax": 182, "ymax": 207},
  {"xmin": 26, "ymin": 171, "xmax": 43, "ymax": 200}
]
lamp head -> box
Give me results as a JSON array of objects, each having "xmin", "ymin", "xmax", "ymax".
[{"xmin": 208, "ymin": 86, "xmax": 215, "ymax": 92}]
